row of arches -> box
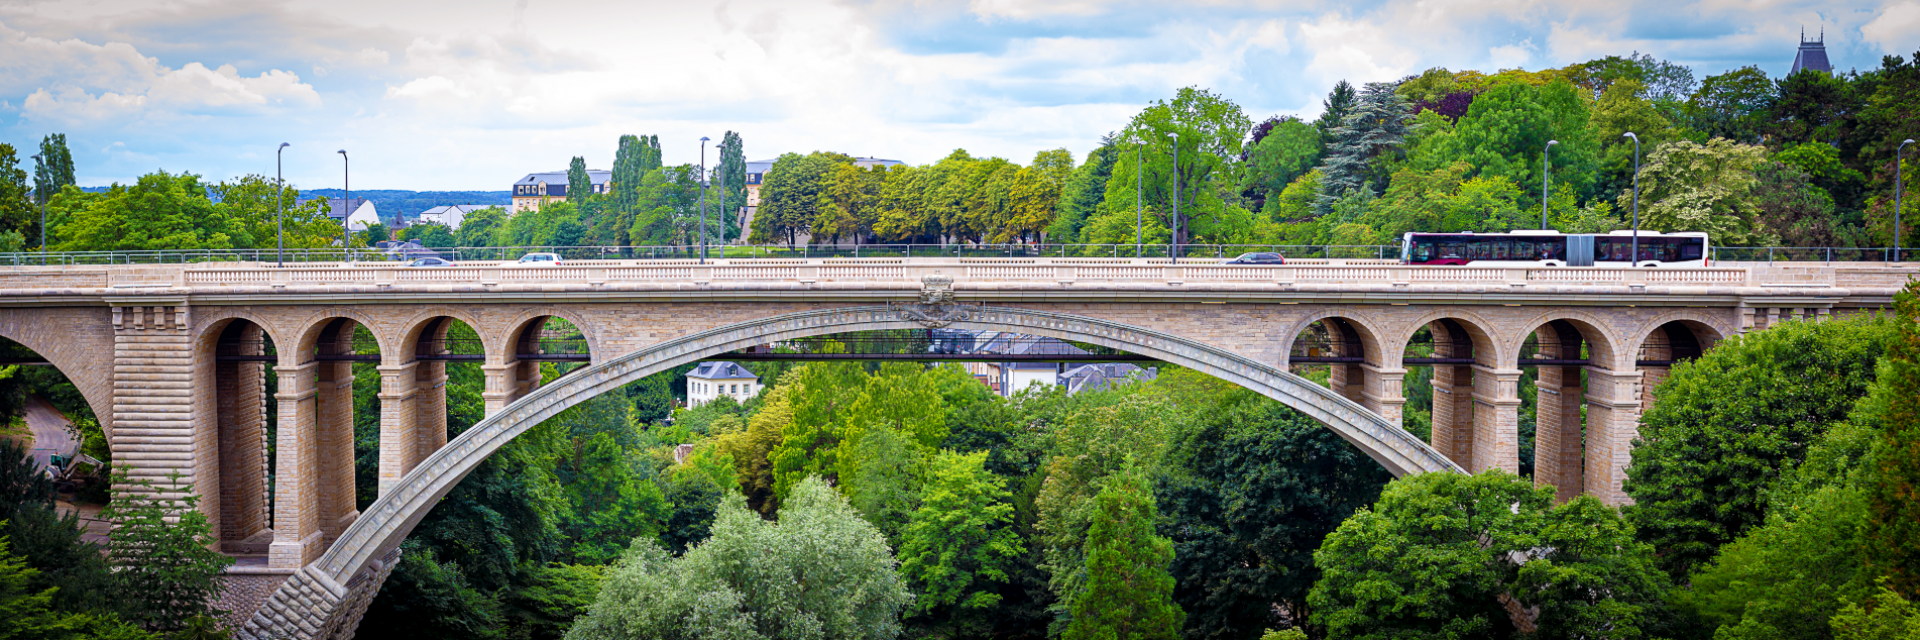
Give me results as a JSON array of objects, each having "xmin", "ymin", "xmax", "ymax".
[
  {"xmin": 202, "ymin": 312, "xmax": 589, "ymax": 567},
  {"xmin": 1287, "ymin": 312, "xmax": 1725, "ymax": 502}
]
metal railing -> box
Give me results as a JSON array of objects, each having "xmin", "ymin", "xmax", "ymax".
[
  {"xmin": 0, "ymin": 243, "xmax": 1402, "ymax": 266},
  {"xmin": 0, "ymin": 243, "xmax": 1910, "ymax": 267}
]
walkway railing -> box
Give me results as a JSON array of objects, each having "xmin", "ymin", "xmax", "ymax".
[
  {"xmin": 0, "ymin": 259, "xmax": 1896, "ymax": 290},
  {"xmin": 4, "ymin": 243, "xmax": 1908, "ymax": 266}
]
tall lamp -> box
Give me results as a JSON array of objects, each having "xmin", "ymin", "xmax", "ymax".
[
  {"xmin": 277, "ymin": 142, "xmax": 290, "ymax": 268},
  {"xmin": 699, "ymin": 136, "xmax": 710, "ymax": 264},
  {"xmin": 1168, "ymin": 131, "xmax": 1179, "ymax": 264},
  {"xmin": 338, "ymin": 149, "xmax": 350, "ymax": 260},
  {"xmin": 1541, "ymin": 139, "xmax": 1559, "ymax": 230},
  {"xmin": 1899, "ymin": 139, "xmax": 1914, "ymax": 262},
  {"xmin": 1624, "ymin": 132, "xmax": 1641, "ymax": 265},
  {"xmin": 29, "ymin": 154, "xmax": 44, "ymax": 265}
]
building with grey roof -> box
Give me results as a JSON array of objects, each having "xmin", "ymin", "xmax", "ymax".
[
  {"xmin": 1791, "ymin": 29, "xmax": 1832, "ymax": 76},
  {"xmin": 511, "ymin": 169, "xmax": 613, "ymax": 215},
  {"xmin": 687, "ymin": 361, "xmax": 760, "ymax": 408}
]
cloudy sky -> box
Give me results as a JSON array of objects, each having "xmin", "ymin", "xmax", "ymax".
[{"xmin": 1, "ymin": 0, "xmax": 1914, "ymax": 191}]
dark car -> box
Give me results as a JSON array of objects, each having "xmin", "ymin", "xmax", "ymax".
[
  {"xmin": 406, "ymin": 257, "xmax": 458, "ymax": 268},
  {"xmin": 1223, "ymin": 252, "xmax": 1285, "ymax": 265}
]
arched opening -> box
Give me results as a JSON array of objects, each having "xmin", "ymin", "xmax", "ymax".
[
  {"xmin": 204, "ymin": 319, "xmax": 278, "ymax": 555},
  {"xmin": 1287, "ymin": 317, "xmax": 1401, "ymax": 424},
  {"xmin": 1402, "ymin": 317, "xmax": 1510, "ymax": 474},
  {"xmin": 0, "ymin": 334, "xmax": 111, "ymax": 507},
  {"xmin": 246, "ymin": 306, "xmax": 1463, "ymax": 638},
  {"xmin": 260, "ymin": 316, "xmax": 382, "ymax": 568},
  {"xmin": 1515, "ymin": 318, "xmax": 1618, "ymax": 503},
  {"xmin": 1635, "ymin": 320, "xmax": 1718, "ymax": 410},
  {"xmin": 380, "ymin": 316, "xmax": 489, "ymax": 497},
  {"xmin": 491, "ymin": 315, "xmax": 592, "ymax": 414}
]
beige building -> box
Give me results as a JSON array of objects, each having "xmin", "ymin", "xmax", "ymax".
[{"xmin": 511, "ymin": 169, "xmax": 612, "ymax": 214}]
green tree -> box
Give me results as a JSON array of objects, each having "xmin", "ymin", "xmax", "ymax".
[
  {"xmin": 55, "ymin": 173, "xmax": 238, "ymax": 251},
  {"xmin": 209, "ymin": 174, "xmax": 341, "ymax": 249},
  {"xmin": 1625, "ymin": 315, "xmax": 1895, "ymax": 578},
  {"xmin": 1309, "ymin": 471, "xmax": 1669, "ymax": 640},
  {"xmin": 1829, "ymin": 584, "xmax": 1920, "ymax": 640},
  {"xmin": 1868, "ymin": 281, "xmax": 1920, "ymax": 596},
  {"xmin": 899, "ymin": 450, "xmax": 1025, "ymax": 630},
  {"xmin": 1362, "ymin": 162, "xmax": 1530, "ymax": 238},
  {"xmin": 1158, "ymin": 401, "xmax": 1391, "ymax": 640},
  {"xmin": 567, "ymin": 156, "xmax": 592, "ymax": 204},
  {"xmin": 717, "ymin": 131, "xmax": 747, "ymax": 241},
  {"xmin": 1409, "ymin": 80, "xmax": 1599, "ymax": 207},
  {"xmin": 1102, "ymin": 87, "xmax": 1253, "ymax": 245},
  {"xmin": 101, "ymin": 472, "xmax": 234, "ymax": 633},
  {"xmin": 1318, "ymin": 81, "xmax": 1415, "ymax": 207},
  {"xmin": 33, "ymin": 134, "xmax": 75, "ymax": 205},
  {"xmin": 1315, "ymin": 81, "xmax": 1358, "ymax": 143},
  {"xmin": 1, "ymin": 530, "xmax": 157, "ymax": 640},
  {"xmin": 1064, "ymin": 462, "xmax": 1183, "ymax": 640},
  {"xmin": 1243, "ymin": 117, "xmax": 1322, "ymax": 205},
  {"xmin": 0, "ymin": 145, "xmax": 33, "ymax": 251},
  {"xmin": 1672, "ymin": 418, "xmax": 1880, "ymax": 639},
  {"xmin": 501, "ymin": 563, "xmax": 607, "ymax": 640},
  {"xmin": 1045, "ymin": 143, "xmax": 1116, "ymax": 244},
  {"xmin": 566, "ymin": 476, "xmax": 912, "ymax": 640},
  {"xmin": 361, "ymin": 541, "xmax": 503, "ymax": 638},
  {"xmin": 753, "ymin": 152, "xmax": 850, "ymax": 245},
  {"xmin": 1689, "ymin": 66, "xmax": 1775, "ymax": 143},
  {"xmin": 1625, "ymin": 138, "xmax": 1773, "ymax": 245},
  {"xmin": 564, "ymin": 432, "xmax": 669, "ymax": 564},
  {"xmin": 1037, "ymin": 394, "xmax": 1187, "ymax": 606},
  {"xmin": 457, "ymin": 207, "xmax": 506, "ymax": 247}
]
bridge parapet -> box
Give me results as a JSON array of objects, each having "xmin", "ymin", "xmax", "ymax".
[{"xmin": 0, "ymin": 259, "xmax": 1910, "ymax": 296}]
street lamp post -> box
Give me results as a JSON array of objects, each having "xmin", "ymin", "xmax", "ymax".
[
  {"xmin": 338, "ymin": 149, "xmax": 349, "ymax": 260},
  {"xmin": 1541, "ymin": 139, "xmax": 1559, "ymax": 230},
  {"xmin": 277, "ymin": 142, "xmax": 289, "ymax": 268},
  {"xmin": 717, "ymin": 152, "xmax": 727, "ymax": 253},
  {"xmin": 1624, "ymin": 132, "xmax": 1641, "ymax": 265},
  {"xmin": 699, "ymin": 137, "xmax": 710, "ymax": 264},
  {"xmin": 1899, "ymin": 139, "xmax": 1915, "ymax": 262},
  {"xmin": 1168, "ymin": 131, "xmax": 1179, "ymax": 264},
  {"xmin": 29, "ymin": 154, "xmax": 44, "ymax": 265},
  {"xmin": 1121, "ymin": 139, "xmax": 1136, "ymax": 257}
]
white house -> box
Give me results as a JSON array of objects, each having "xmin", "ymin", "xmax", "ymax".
[
  {"xmin": 417, "ymin": 205, "xmax": 499, "ymax": 231},
  {"xmin": 342, "ymin": 200, "xmax": 380, "ymax": 231},
  {"xmin": 687, "ymin": 361, "xmax": 760, "ymax": 408}
]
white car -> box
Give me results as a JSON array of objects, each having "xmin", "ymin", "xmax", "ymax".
[{"xmin": 517, "ymin": 253, "xmax": 563, "ymax": 266}]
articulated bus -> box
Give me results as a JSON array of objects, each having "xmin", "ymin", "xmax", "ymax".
[{"xmin": 1400, "ymin": 230, "xmax": 1710, "ymax": 267}]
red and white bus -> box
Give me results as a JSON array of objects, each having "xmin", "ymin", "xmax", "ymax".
[{"xmin": 1401, "ymin": 230, "xmax": 1710, "ymax": 267}]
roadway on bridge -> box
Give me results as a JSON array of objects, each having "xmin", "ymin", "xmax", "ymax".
[{"xmin": 25, "ymin": 396, "xmax": 73, "ymax": 475}]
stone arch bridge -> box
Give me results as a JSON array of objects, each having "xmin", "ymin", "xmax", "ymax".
[{"xmin": 0, "ymin": 257, "xmax": 1906, "ymax": 638}]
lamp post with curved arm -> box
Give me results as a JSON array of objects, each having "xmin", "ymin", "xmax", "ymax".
[
  {"xmin": 1624, "ymin": 132, "xmax": 1641, "ymax": 265},
  {"xmin": 277, "ymin": 142, "xmax": 289, "ymax": 268},
  {"xmin": 29, "ymin": 154, "xmax": 44, "ymax": 265},
  {"xmin": 1900, "ymin": 139, "xmax": 1914, "ymax": 262},
  {"xmin": 699, "ymin": 136, "xmax": 710, "ymax": 264},
  {"xmin": 1135, "ymin": 137, "xmax": 1143, "ymax": 257},
  {"xmin": 1541, "ymin": 139, "xmax": 1558, "ymax": 230},
  {"xmin": 1168, "ymin": 131, "xmax": 1179, "ymax": 264},
  {"xmin": 338, "ymin": 149, "xmax": 350, "ymax": 259}
]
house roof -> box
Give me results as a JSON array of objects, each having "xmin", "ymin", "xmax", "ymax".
[
  {"xmin": 1060, "ymin": 363, "xmax": 1156, "ymax": 395},
  {"xmin": 690, "ymin": 361, "xmax": 758, "ymax": 381},
  {"xmin": 514, "ymin": 170, "xmax": 613, "ymax": 186},
  {"xmin": 1790, "ymin": 30, "xmax": 1832, "ymax": 75},
  {"xmin": 420, "ymin": 204, "xmax": 501, "ymax": 216}
]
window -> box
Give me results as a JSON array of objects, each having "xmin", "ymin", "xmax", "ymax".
[{"xmin": 729, "ymin": 384, "xmax": 737, "ymax": 394}]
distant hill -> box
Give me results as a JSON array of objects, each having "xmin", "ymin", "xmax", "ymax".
[
  {"xmin": 303, "ymin": 189, "xmax": 510, "ymax": 224},
  {"xmin": 74, "ymin": 186, "xmax": 511, "ymax": 225}
]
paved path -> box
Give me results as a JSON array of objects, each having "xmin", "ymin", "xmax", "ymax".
[{"xmin": 24, "ymin": 395, "xmax": 74, "ymax": 474}]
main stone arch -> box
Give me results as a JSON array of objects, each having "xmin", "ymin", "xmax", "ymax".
[{"xmin": 240, "ymin": 305, "xmax": 1464, "ymax": 640}]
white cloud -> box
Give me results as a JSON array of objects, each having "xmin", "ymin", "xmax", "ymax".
[
  {"xmin": 1863, "ymin": 1, "xmax": 1920, "ymax": 54},
  {"xmin": 0, "ymin": 0, "xmax": 1909, "ymax": 190}
]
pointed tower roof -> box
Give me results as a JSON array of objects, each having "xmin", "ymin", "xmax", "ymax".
[{"xmin": 1790, "ymin": 27, "xmax": 1832, "ymax": 76}]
